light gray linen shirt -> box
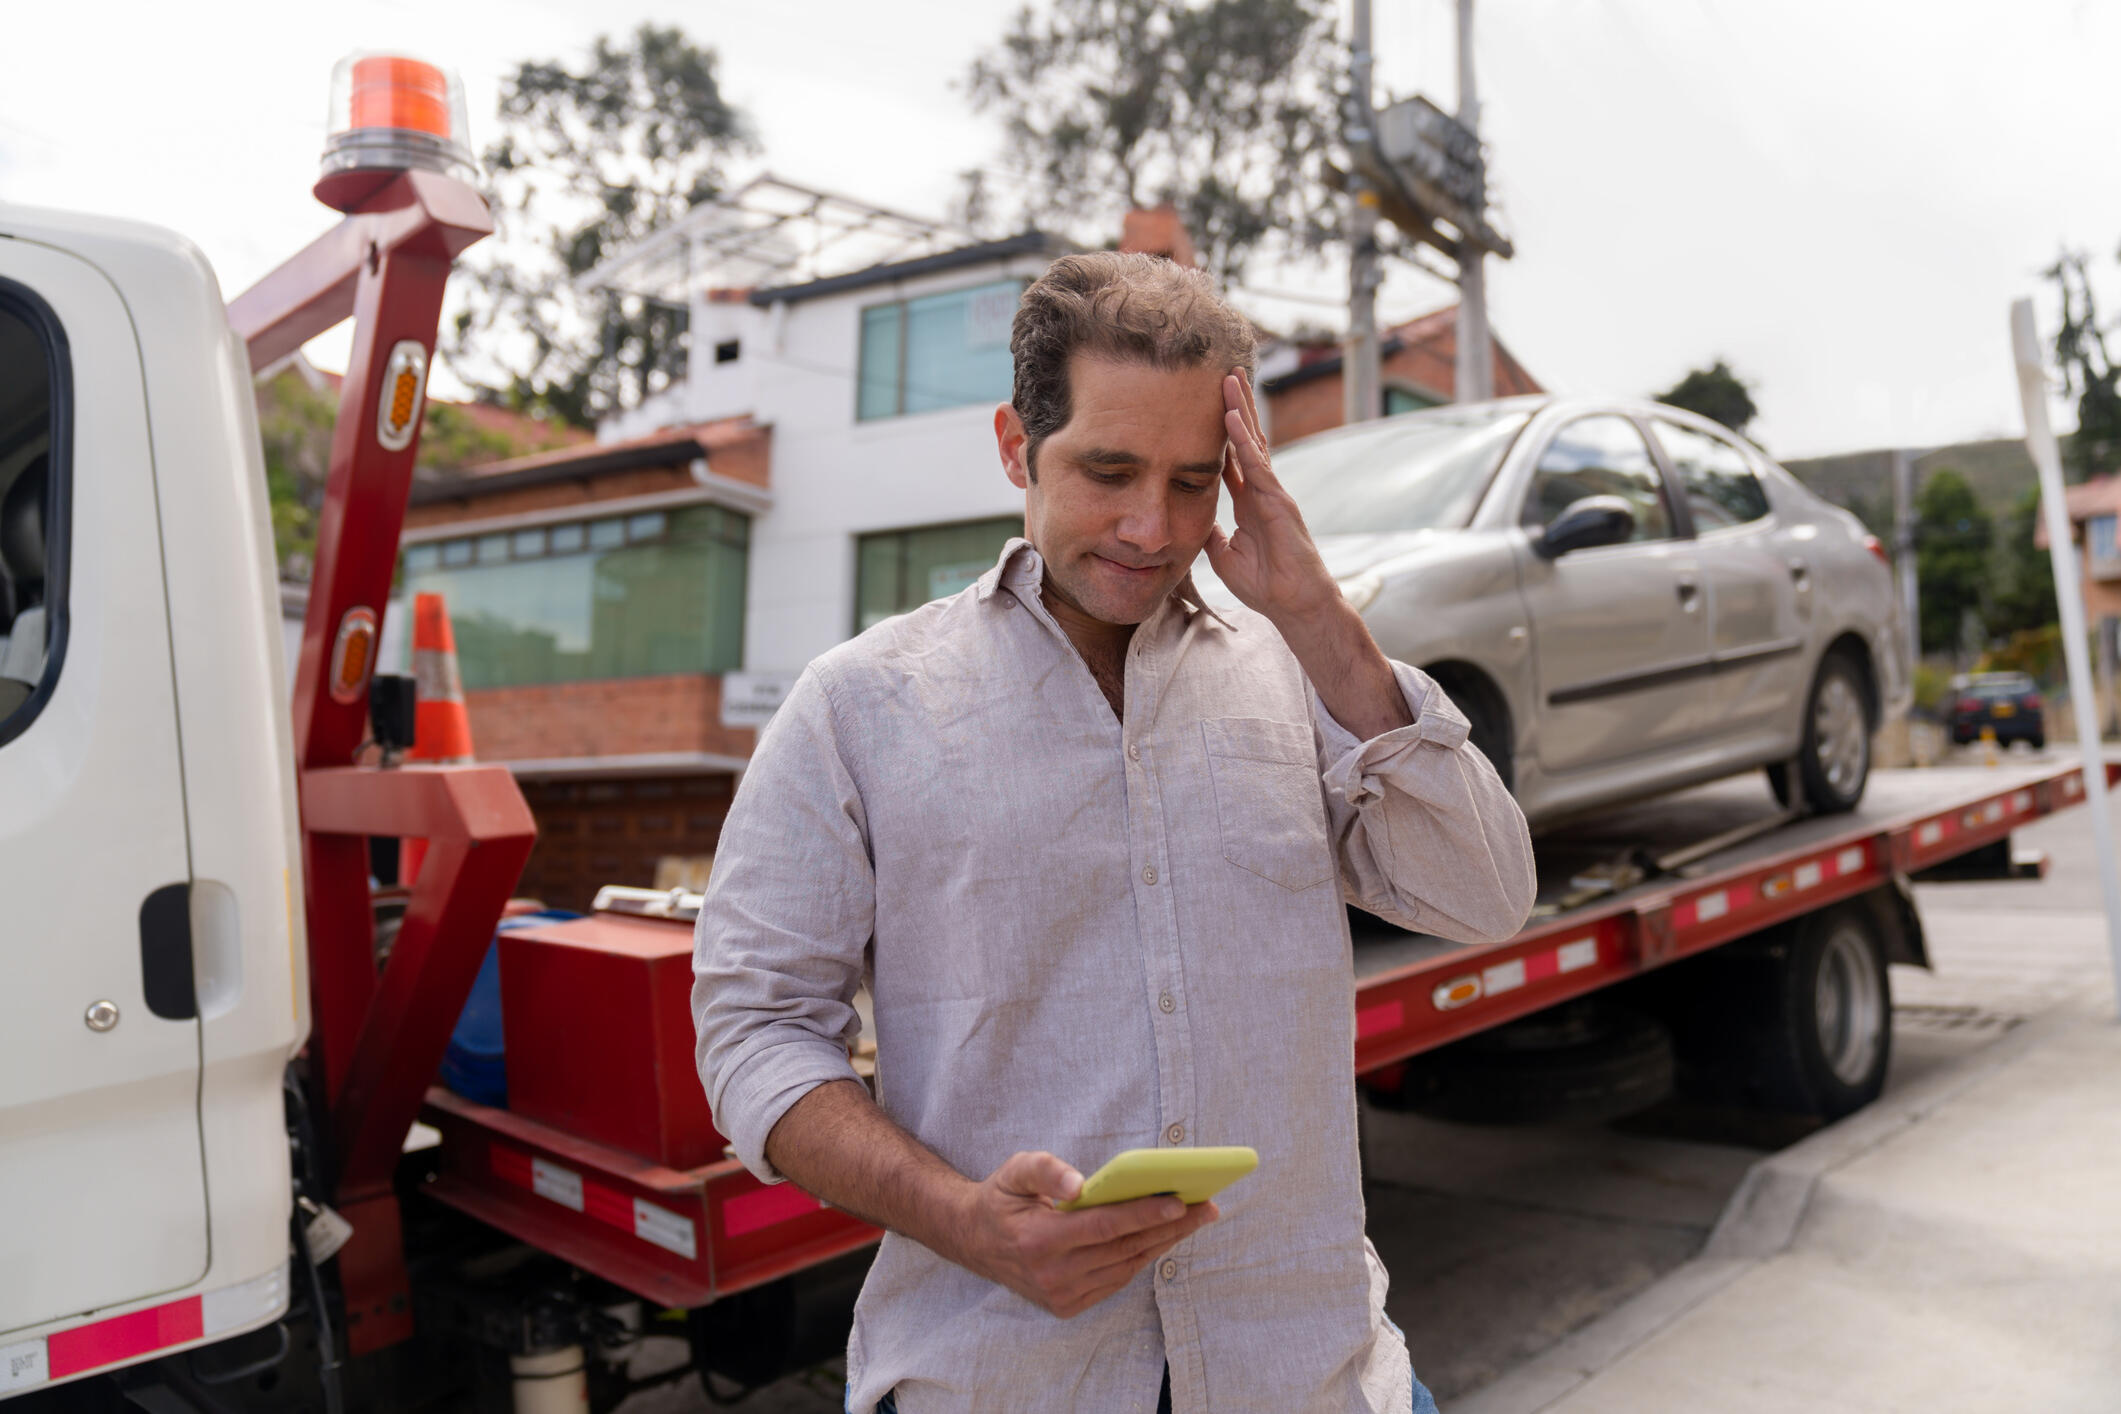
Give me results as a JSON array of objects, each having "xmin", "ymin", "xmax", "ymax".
[{"xmin": 693, "ymin": 538, "xmax": 1535, "ymax": 1414}]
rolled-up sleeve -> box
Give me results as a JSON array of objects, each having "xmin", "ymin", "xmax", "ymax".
[
  {"xmin": 1312, "ymin": 659, "xmax": 1536, "ymax": 944},
  {"xmin": 693, "ymin": 665, "xmax": 873, "ymax": 1182}
]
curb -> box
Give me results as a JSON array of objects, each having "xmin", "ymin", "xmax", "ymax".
[{"xmin": 1450, "ymin": 1007, "xmax": 2079, "ymax": 1414}]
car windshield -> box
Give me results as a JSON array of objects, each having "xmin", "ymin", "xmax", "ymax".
[{"xmin": 1268, "ymin": 405, "xmax": 1535, "ymax": 535}]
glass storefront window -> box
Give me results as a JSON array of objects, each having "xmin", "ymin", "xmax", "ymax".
[
  {"xmin": 854, "ymin": 516, "xmax": 1023, "ymax": 632},
  {"xmin": 402, "ymin": 504, "xmax": 748, "ymax": 688}
]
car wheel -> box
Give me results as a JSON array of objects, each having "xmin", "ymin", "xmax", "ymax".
[
  {"xmin": 1787, "ymin": 653, "xmax": 1871, "ymax": 814},
  {"xmin": 1428, "ymin": 666, "xmax": 1513, "ymax": 794},
  {"xmin": 2031, "ymin": 733, "xmax": 2047, "ymax": 750}
]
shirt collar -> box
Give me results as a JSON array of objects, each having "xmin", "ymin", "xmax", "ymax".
[{"xmin": 977, "ymin": 537, "xmax": 1237, "ymax": 631}]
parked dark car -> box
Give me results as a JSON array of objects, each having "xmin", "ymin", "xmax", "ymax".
[{"xmin": 1949, "ymin": 671, "xmax": 2045, "ymax": 748}]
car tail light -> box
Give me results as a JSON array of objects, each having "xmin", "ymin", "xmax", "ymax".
[
  {"xmin": 2025, "ymin": 693, "xmax": 2043, "ymax": 711},
  {"xmin": 1955, "ymin": 697, "xmax": 1981, "ymax": 715},
  {"xmin": 1862, "ymin": 534, "xmax": 1890, "ymax": 565}
]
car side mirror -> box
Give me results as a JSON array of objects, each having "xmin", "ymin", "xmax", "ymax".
[{"xmin": 1535, "ymin": 495, "xmax": 1635, "ymax": 558}]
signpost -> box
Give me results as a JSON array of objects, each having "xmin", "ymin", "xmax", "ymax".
[{"xmin": 2011, "ymin": 298, "xmax": 2121, "ymax": 1013}]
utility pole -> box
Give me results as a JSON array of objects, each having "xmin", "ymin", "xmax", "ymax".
[
  {"xmin": 1453, "ymin": 0, "xmax": 1493, "ymax": 403},
  {"xmin": 1892, "ymin": 447, "xmax": 1919, "ymax": 677},
  {"xmin": 1343, "ymin": 0, "xmax": 1382, "ymax": 427}
]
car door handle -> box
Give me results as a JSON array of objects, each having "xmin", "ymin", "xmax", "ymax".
[
  {"xmin": 1676, "ymin": 577, "xmax": 1700, "ymax": 604},
  {"xmin": 139, "ymin": 883, "xmax": 198, "ymax": 1021},
  {"xmin": 1787, "ymin": 557, "xmax": 1811, "ymax": 586}
]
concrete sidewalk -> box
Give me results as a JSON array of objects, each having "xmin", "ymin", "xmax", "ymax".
[{"xmin": 1456, "ymin": 990, "xmax": 2121, "ymax": 1414}]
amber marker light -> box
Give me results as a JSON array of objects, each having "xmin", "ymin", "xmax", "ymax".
[{"xmin": 316, "ymin": 51, "xmax": 475, "ymax": 211}]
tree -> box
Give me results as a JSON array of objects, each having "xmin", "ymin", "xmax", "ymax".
[
  {"xmin": 2043, "ymin": 250, "xmax": 2121, "ymax": 480},
  {"xmin": 1654, "ymin": 359, "xmax": 1757, "ymax": 435},
  {"xmin": 1986, "ymin": 485, "xmax": 2058, "ymax": 639},
  {"xmin": 963, "ymin": 0, "xmax": 1344, "ymax": 284},
  {"xmin": 447, "ymin": 26, "xmax": 755, "ymax": 427},
  {"xmin": 1913, "ymin": 468, "xmax": 1993, "ymax": 657}
]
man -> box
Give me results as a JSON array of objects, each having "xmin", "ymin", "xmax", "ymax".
[{"xmin": 694, "ymin": 252, "xmax": 1535, "ymax": 1413}]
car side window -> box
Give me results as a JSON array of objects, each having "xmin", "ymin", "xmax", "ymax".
[
  {"xmin": 1520, "ymin": 416, "xmax": 1671, "ymax": 542},
  {"xmin": 1655, "ymin": 420, "xmax": 1770, "ymax": 531}
]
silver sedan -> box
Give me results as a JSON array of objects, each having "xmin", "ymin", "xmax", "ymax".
[{"xmin": 1201, "ymin": 397, "xmax": 1911, "ymax": 828}]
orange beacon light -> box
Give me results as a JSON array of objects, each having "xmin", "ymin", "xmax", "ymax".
[{"xmin": 316, "ymin": 52, "xmax": 476, "ymax": 211}]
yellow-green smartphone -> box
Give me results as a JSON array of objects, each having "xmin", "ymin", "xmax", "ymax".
[{"xmin": 1055, "ymin": 1146, "xmax": 1259, "ymax": 1212}]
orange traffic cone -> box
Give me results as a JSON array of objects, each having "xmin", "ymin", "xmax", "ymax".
[{"xmin": 402, "ymin": 592, "xmax": 475, "ymax": 884}]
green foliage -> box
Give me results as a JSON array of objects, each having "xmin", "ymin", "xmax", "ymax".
[
  {"xmin": 1986, "ymin": 486, "xmax": 2058, "ymax": 640},
  {"xmin": 448, "ymin": 25, "xmax": 755, "ymax": 426},
  {"xmin": 1976, "ymin": 625, "xmax": 2063, "ymax": 685},
  {"xmin": 1909, "ymin": 660, "xmax": 1953, "ymax": 717},
  {"xmin": 1654, "ymin": 359, "xmax": 1757, "ymax": 435},
  {"xmin": 963, "ymin": 0, "xmax": 1344, "ymax": 283},
  {"xmin": 2043, "ymin": 250, "xmax": 2121, "ymax": 480},
  {"xmin": 1913, "ymin": 468, "xmax": 1993, "ymax": 657},
  {"xmin": 256, "ymin": 372, "xmax": 339, "ymax": 580}
]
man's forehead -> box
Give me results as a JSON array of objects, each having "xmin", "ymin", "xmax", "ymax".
[{"xmin": 1058, "ymin": 355, "xmax": 1229, "ymax": 455}]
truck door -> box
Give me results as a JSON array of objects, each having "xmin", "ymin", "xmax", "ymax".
[{"xmin": 0, "ymin": 237, "xmax": 210, "ymax": 1333}]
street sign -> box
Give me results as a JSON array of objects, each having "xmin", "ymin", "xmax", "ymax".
[
  {"xmin": 720, "ymin": 670, "xmax": 798, "ymax": 728},
  {"xmin": 1367, "ymin": 95, "xmax": 1513, "ymax": 259}
]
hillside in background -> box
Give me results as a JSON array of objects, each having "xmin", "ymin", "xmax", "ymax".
[{"xmin": 1782, "ymin": 438, "xmax": 2038, "ymax": 533}]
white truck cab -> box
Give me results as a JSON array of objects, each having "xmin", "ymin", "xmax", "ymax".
[{"xmin": 0, "ymin": 203, "xmax": 304, "ymax": 1397}]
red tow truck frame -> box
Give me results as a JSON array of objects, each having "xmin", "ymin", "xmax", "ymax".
[{"xmin": 212, "ymin": 154, "xmax": 2115, "ymax": 1400}]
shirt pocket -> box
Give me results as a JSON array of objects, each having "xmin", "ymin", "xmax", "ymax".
[{"xmin": 1201, "ymin": 716, "xmax": 1336, "ymax": 893}]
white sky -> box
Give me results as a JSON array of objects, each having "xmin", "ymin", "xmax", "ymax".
[{"xmin": 4, "ymin": 0, "xmax": 2117, "ymax": 458}]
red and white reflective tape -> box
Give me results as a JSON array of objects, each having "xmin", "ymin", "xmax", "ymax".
[
  {"xmin": 1681, "ymin": 841, "xmax": 1870, "ymax": 925},
  {"xmin": 1430, "ymin": 934, "xmax": 1599, "ymax": 1012},
  {"xmin": 0, "ymin": 1264, "xmax": 286, "ymax": 1395},
  {"xmin": 489, "ymin": 1144, "xmax": 698, "ymax": 1260}
]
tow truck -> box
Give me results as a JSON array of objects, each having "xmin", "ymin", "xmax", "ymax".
[{"xmin": 1, "ymin": 49, "xmax": 2111, "ymax": 1414}]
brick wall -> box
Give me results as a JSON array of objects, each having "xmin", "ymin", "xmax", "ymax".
[
  {"xmin": 517, "ymin": 773, "xmax": 735, "ymax": 911},
  {"xmin": 1266, "ymin": 329, "xmax": 1543, "ymax": 447},
  {"xmin": 463, "ymin": 673, "xmax": 757, "ymax": 764}
]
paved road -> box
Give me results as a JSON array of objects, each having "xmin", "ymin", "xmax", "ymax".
[{"xmin": 623, "ymin": 753, "xmax": 2115, "ymax": 1412}]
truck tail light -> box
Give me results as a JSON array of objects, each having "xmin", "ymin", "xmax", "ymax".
[{"xmin": 317, "ymin": 52, "xmax": 475, "ymax": 210}]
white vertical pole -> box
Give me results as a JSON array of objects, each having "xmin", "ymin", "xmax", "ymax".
[
  {"xmin": 1344, "ymin": 0, "xmax": 1382, "ymax": 427},
  {"xmin": 2012, "ymin": 298, "xmax": 2121, "ymax": 1013},
  {"xmin": 1453, "ymin": 0, "xmax": 1493, "ymax": 403}
]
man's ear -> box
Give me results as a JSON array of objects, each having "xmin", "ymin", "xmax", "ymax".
[{"xmin": 995, "ymin": 403, "xmax": 1032, "ymax": 491}]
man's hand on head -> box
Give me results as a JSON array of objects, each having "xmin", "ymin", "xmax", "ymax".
[
  {"xmin": 1203, "ymin": 370, "xmax": 1342, "ymax": 628},
  {"xmin": 949, "ymin": 1150, "xmax": 1219, "ymax": 1319}
]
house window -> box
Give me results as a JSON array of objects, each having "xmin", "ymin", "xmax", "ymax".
[
  {"xmin": 2078, "ymin": 515, "xmax": 2112, "ymax": 576},
  {"xmin": 856, "ymin": 279, "xmax": 1021, "ymax": 421},
  {"xmin": 401, "ymin": 504, "xmax": 748, "ymax": 688},
  {"xmin": 1384, "ymin": 385, "xmax": 1440, "ymax": 417},
  {"xmin": 854, "ymin": 516, "xmax": 1024, "ymax": 631}
]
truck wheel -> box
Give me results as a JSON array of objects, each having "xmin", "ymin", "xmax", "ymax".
[
  {"xmin": 1370, "ymin": 1001, "xmax": 1673, "ymax": 1124},
  {"xmin": 1776, "ymin": 653, "xmax": 1871, "ymax": 814},
  {"xmin": 1661, "ymin": 904, "xmax": 1892, "ymax": 1120}
]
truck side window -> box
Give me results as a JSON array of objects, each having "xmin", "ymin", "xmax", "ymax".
[{"xmin": 0, "ymin": 282, "xmax": 67, "ymax": 741}]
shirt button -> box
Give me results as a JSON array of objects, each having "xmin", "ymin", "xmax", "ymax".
[
  {"xmin": 1160, "ymin": 1259, "xmax": 1178, "ymax": 1281},
  {"xmin": 1128, "ymin": 744, "xmax": 1141, "ymax": 761},
  {"xmin": 1158, "ymin": 992, "xmax": 1175, "ymax": 1014},
  {"xmin": 1142, "ymin": 865, "xmax": 1157, "ymax": 885},
  {"xmin": 1166, "ymin": 1123, "xmax": 1185, "ymax": 1145}
]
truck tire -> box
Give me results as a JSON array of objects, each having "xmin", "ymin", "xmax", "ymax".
[
  {"xmin": 1370, "ymin": 1001, "xmax": 1673, "ymax": 1125},
  {"xmin": 1659, "ymin": 904, "xmax": 1892, "ymax": 1120},
  {"xmin": 1770, "ymin": 652, "xmax": 1871, "ymax": 814}
]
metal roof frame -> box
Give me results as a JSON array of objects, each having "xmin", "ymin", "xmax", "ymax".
[{"xmin": 572, "ymin": 173, "xmax": 978, "ymax": 303}]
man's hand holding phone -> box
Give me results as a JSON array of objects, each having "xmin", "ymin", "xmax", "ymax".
[{"xmin": 949, "ymin": 1150, "xmax": 1219, "ymax": 1319}]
